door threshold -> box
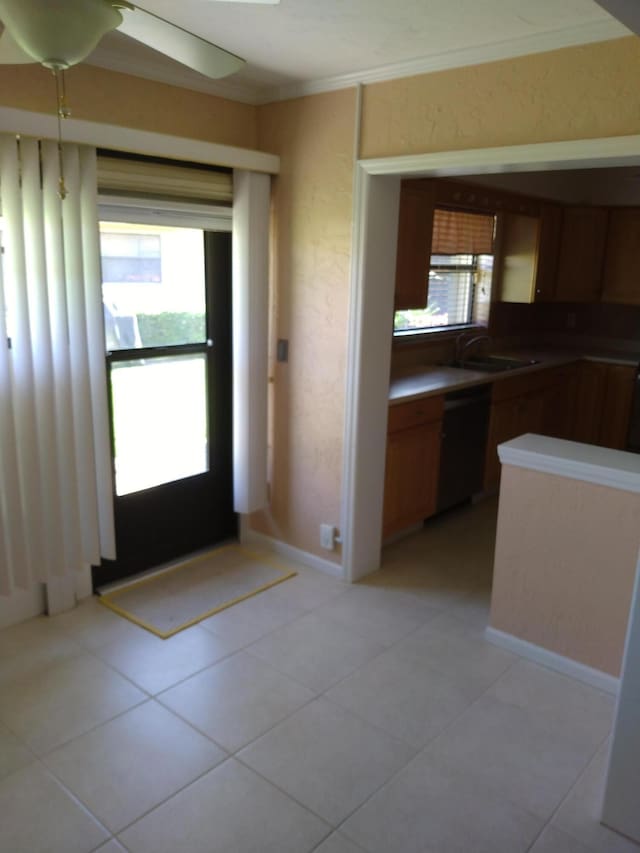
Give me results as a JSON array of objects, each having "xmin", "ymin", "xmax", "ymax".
[{"xmin": 96, "ymin": 537, "xmax": 240, "ymax": 596}]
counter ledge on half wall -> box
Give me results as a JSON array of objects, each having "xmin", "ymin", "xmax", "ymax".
[
  {"xmin": 489, "ymin": 432, "xmax": 640, "ymax": 684},
  {"xmin": 497, "ymin": 433, "xmax": 640, "ymax": 494}
]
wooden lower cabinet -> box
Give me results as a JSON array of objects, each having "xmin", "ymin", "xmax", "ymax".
[
  {"xmin": 484, "ymin": 389, "xmax": 546, "ymax": 490},
  {"xmin": 389, "ymin": 360, "xmax": 637, "ymax": 526},
  {"xmin": 484, "ymin": 363, "xmax": 593, "ymax": 490},
  {"xmin": 484, "ymin": 369, "xmax": 560, "ymax": 491},
  {"xmin": 484, "ymin": 360, "xmax": 636, "ymax": 490},
  {"xmin": 572, "ymin": 361, "xmax": 636, "ymax": 450},
  {"xmin": 572, "ymin": 361, "xmax": 608, "ymax": 444},
  {"xmin": 484, "ymin": 398, "xmax": 519, "ymax": 490},
  {"xmin": 541, "ymin": 365, "xmax": 579, "ymax": 440},
  {"xmin": 383, "ymin": 397, "xmax": 443, "ymax": 538}
]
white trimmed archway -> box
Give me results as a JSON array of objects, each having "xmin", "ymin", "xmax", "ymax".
[{"xmin": 341, "ymin": 135, "xmax": 640, "ymax": 582}]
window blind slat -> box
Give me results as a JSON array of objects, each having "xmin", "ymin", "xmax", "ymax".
[{"xmin": 432, "ymin": 208, "xmax": 494, "ymax": 255}]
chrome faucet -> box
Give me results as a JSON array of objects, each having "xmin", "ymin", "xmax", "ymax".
[
  {"xmin": 454, "ymin": 330, "xmax": 476, "ymax": 361},
  {"xmin": 458, "ymin": 334, "xmax": 492, "ymax": 365}
]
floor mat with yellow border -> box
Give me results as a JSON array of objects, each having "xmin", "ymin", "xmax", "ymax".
[{"xmin": 99, "ymin": 544, "xmax": 297, "ymax": 638}]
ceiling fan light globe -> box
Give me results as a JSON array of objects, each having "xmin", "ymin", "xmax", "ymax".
[{"xmin": 0, "ymin": 0, "xmax": 122, "ymax": 68}]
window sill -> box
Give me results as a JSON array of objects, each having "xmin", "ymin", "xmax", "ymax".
[{"xmin": 392, "ymin": 324, "xmax": 487, "ymax": 348}]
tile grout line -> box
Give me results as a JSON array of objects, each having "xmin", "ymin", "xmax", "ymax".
[
  {"xmin": 523, "ymin": 731, "xmax": 617, "ymax": 853},
  {"xmin": 325, "ymin": 649, "xmax": 532, "ymax": 842}
]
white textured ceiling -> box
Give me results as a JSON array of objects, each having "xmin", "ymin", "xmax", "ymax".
[{"xmin": 87, "ymin": 0, "xmax": 630, "ymax": 103}]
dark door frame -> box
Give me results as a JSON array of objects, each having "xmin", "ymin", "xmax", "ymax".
[{"xmin": 92, "ymin": 230, "xmax": 236, "ymax": 589}]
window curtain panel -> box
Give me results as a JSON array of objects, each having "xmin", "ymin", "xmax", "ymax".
[{"xmin": 0, "ymin": 135, "xmax": 115, "ymax": 611}]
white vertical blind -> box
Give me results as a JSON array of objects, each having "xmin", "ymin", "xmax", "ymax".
[
  {"xmin": 0, "ymin": 134, "xmax": 115, "ymax": 610},
  {"xmin": 232, "ymin": 170, "xmax": 270, "ymax": 514}
]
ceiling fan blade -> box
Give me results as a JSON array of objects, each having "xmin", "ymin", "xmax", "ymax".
[
  {"xmin": 119, "ymin": 5, "xmax": 245, "ymax": 79},
  {"xmin": 0, "ymin": 26, "xmax": 36, "ymax": 63},
  {"xmin": 591, "ymin": 0, "xmax": 640, "ymax": 34}
]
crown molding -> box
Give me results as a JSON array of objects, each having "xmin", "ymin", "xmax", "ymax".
[
  {"xmin": 262, "ymin": 18, "xmax": 629, "ymax": 103},
  {"xmin": 86, "ymin": 17, "xmax": 628, "ymax": 107}
]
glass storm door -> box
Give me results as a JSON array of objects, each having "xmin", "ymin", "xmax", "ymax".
[{"xmin": 92, "ymin": 223, "xmax": 236, "ymax": 588}]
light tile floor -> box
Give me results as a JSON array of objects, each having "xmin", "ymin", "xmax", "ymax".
[{"xmin": 0, "ymin": 498, "xmax": 637, "ymax": 852}]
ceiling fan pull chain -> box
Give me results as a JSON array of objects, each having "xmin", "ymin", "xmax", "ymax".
[{"xmin": 51, "ymin": 66, "xmax": 70, "ymax": 200}]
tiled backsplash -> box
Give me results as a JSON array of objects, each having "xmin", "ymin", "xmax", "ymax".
[{"xmin": 490, "ymin": 301, "xmax": 640, "ymax": 353}]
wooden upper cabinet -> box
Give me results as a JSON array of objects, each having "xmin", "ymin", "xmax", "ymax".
[
  {"xmin": 394, "ymin": 181, "xmax": 436, "ymax": 310},
  {"xmin": 534, "ymin": 203, "xmax": 562, "ymax": 302},
  {"xmin": 495, "ymin": 212, "xmax": 539, "ymax": 303},
  {"xmin": 602, "ymin": 208, "xmax": 640, "ymax": 306},
  {"xmin": 555, "ymin": 206, "xmax": 608, "ymax": 302}
]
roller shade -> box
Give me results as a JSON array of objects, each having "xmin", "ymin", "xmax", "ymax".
[
  {"xmin": 432, "ymin": 207, "xmax": 494, "ymax": 255},
  {"xmin": 97, "ymin": 156, "xmax": 232, "ymax": 204}
]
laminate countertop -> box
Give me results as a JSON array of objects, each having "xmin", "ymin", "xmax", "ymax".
[{"xmin": 389, "ymin": 350, "xmax": 640, "ymax": 406}]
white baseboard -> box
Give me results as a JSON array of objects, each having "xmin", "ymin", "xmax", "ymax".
[
  {"xmin": 240, "ymin": 524, "xmax": 345, "ymax": 580},
  {"xmin": 0, "ymin": 584, "xmax": 46, "ymax": 630},
  {"xmin": 485, "ymin": 626, "xmax": 620, "ymax": 696}
]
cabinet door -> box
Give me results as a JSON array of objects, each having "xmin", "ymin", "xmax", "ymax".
[
  {"xmin": 555, "ymin": 207, "xmax": 608, "ymax": 302},
  {"xmin": 518, "ymin": 389, "xmax": 545, "ymax": 435},
  {"xmin": 599, "ymin": 364, "xmax": 636, "ymax": 449},
  {"xmin": 394, "ymin": 182, "xmax": 436, "ymax": 310},
  {"xmin": 541, "ymin": 366, "xmax": 579, "ymax": 440},
  {"xmin": 571, "ymin": 361, "xmax": 608, "ymax": 444},
  {"xmin": 602, "ymin": 208, "xmax": 640, "ymax": 306},
  {"xmin": 496, "ymin": 212, "xmax": 539, "ymax": 304},
  {"xmin": 534, "ymin": 203, "xmax": 562, "ymax": 302},
  {"xmin": 484, "ymin": 398, "xmax": 520, "ymax": 491},
  {"xmin": 383, "ymin": 420, "xmax": 441, "ymax": 538}
]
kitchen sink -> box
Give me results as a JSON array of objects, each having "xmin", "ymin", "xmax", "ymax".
[{"xmin": 442, "ymin": 355, "xmax": 541, "ymax": 373}]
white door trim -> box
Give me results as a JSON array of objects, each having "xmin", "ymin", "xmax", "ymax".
[{"xmin": 341, "ymin": 135, "xmax": 640, "ymax": 582}]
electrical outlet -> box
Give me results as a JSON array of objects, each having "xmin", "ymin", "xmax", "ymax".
[{"xmin": 320, "ymin": 524, "xmax": 335, "ymax": 550}]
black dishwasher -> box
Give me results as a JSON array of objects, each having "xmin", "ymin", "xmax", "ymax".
[{"xmin": 437, "ymin": 384, "xmax": 491, "ymax": 512}]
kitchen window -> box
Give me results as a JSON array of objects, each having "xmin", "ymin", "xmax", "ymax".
[{"xmin": 394, "ymin": 207, "xmax": 496, "ymax": 335}]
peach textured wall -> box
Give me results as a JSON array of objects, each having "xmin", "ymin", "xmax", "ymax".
[
  {"xmin": 490, "ymin": 465, "xmax": 640, "ymax": 676},
  {"xmin": 0, "ymin": 64, "xmax": 258, "ymax": 149},
  {"xmin": 250, "ymin": 37, "xmax": 640, "ymax": 566},
  {"xmin": 250, "ymin": 89, "xmax": 357, "ymax": 562},
  {"xmin": 360, "ymin": 37, "xmax": 640, "ymax": 159},
  {"xmin": 5, "ymin": 37, "xmax": 640, "ymax": 573}
]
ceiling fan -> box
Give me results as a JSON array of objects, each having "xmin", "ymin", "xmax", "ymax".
[{"xmin": 0, "ymin": 0, "xmax": 279, "ymax": 80}]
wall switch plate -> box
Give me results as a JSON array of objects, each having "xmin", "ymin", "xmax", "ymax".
[
  {"xmin": 277, "ymin": 339, "xmax": 289, "ymax": 362},
  {"xmin": 320, "ymin": 523, "xmax": 335, "ymax": 550}
]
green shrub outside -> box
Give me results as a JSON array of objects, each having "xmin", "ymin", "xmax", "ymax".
[{"xmin": 137, "ymin": 312, "xmax": 205, "ymax": 347}]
